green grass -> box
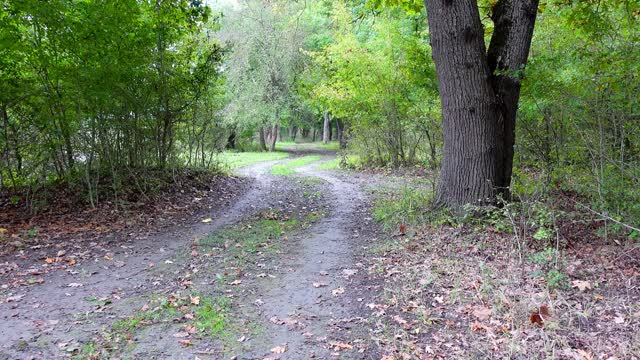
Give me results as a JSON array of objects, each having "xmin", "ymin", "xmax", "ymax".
[
  {"xmin": 199, "ymin": 216, "xmax": 298, "ymax": 258},
  {"xmin": 372, "ymin": 186, "xmax": 434, "ymax": 230},
  {"xmin": 215, "ymin": 151, "xmax": 288, "ymax": 171},
  {"xmin": 198, "ymin": 210, "xmax": 324, "ymax": 264},
  {"xmin": 271, "ymin": 155, "xmax": 321, "ymax": 175},
  {"xmin": 275, "ymin": 141, "xmax": 340, "ymax": 151},
  {"xmin": 75, "ymin": 293, "xmax": 230, "ymax": 359},
  {"xmin": 194, "ymin": 296, "xmax": 230, "ymax": 336},
  {"xmin": 317, "ymin": 158, "xmax": 340, "ymax": 170}
]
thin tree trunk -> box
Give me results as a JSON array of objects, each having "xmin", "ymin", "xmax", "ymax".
[
  {"xmin": 269, "ymin": 124, "xmax": 278, "ymax": 152},
  {"xmin": 323, "ymin": 111, "xmax": 331, "ymax": 144},
  {"xmin": 259, "ymin": 127, "xmax": 267, "ymax": 151}
]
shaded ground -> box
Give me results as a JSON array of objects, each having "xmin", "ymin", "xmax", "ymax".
[
  {"xmin": 4, "ymin": 145, "xmax": 636, "ymax": 360},
  {"xmin": 0, "ymin": 148, "xmax": 385, "ymax": 359}
]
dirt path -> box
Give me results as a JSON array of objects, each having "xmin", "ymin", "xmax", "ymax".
[
  {"xmin": 1, "ymin": 150, "xmax": 381, "ymax": 359},
  {"xmin": 242, "ymin": 155, "xmax": 374, "ymax": 359}
]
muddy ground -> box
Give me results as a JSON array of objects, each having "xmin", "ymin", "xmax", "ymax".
[{"xmin": 0, "ymin": 150, "xmax": 389, "ymax": 359}]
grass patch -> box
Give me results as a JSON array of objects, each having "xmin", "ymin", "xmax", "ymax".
[
  {"xmin": 197, "ymin": 210, "xmax": 322, "ymax": 263},
  {"xmin": 275, "ymin": 141, "xmax": 339, "ymax": 151},
  {"xmin": 372, "ymin": 186, "xmax": 436, "ymax": 230},
  {"xmin": 271, "ymin": 155, "xmax": 321, "ymax": 175},
  {"xmin": 199, "ymin": 217, "xmax": 296, "ymax": 256},
  {"xmin": 76, "ymin": 293, "xmax": 229, "ymax": 359},
  {"xmin": 215, "ymin": 151, "xmax": 288, "ymax": 171},
  {"xmin": 317, "ymin": 158, "xmax": 340, "ymax": 170}
]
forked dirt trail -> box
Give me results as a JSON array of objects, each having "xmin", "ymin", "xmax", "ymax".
[{"xmin": 0, "ymin": 149, "xmax": 382, "ymax": 359}]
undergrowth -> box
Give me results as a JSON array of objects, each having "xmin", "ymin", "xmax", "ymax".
[{"xmin": 369, "ymin": 180, "xmax": 640, "ymax": 359}]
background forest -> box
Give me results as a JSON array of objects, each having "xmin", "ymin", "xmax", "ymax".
[{"xmin": 1, "ymin": 0, "xmax": 639, "ymax": 226}]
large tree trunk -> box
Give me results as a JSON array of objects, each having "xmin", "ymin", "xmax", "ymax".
[
  {"xmin": 322, "ymin": 111, "xmax": 331, "ymax": 144},
  {"xmin": 487, "ymin": 0, "xmax": 539, "ymax": 193},
  {"xmin": 425, "ymin": 0, "xmax": 538, "ymax": 207}
]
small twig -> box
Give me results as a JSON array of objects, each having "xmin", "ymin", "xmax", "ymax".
[{"xmin": 569, "ymin": 199, "xmax": 640, "ymax": 233}]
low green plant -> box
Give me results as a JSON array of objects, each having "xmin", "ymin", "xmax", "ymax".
[
  {"xmin": 529, "ymin": 247, "xmax": 568, "ymax": 289},
  {"xmin": 271, "ymin": 155, "xmax": 321, "ymax": 175},
  {"xmin": 372, "ymin": 186, "xmax": 434, "ymax": 230},
  {"xmin": 195, "ymin": 297, "xmax": 229, "ymax": 335}
]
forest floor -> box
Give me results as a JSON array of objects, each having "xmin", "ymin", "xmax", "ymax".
[{"xmin": 1, "ymin": 144, "xmax": 639, "ymax": 360}]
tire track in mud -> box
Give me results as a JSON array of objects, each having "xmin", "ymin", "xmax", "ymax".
[
  {"xmin": 244, "ymin": 155, "xmax": 375, "ymax": 359},
  {"xmin": 1, "ymin": 153, "xmax": 379, "ymax": 359},
  {"xmin": 0, "ymin": 159, "xmax": 286, "ymax": 359}
]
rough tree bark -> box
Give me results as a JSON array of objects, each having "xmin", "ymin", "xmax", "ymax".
[
  {"xmin": 425, "ymin": 0, "xmax": 539, "ymax": 207},
  {"xmin": 322, "ymin": 111, "xmax": 331, "ymax": 144}
]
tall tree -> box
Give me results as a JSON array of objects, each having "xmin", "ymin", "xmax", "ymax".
[{"xmin": 424, "ymin": 0, "xmax": 539, "ymax": 207}]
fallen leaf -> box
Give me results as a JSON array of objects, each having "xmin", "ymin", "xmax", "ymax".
[
  {"xmin": 44, "ymin": 258, "xmax": 56, "ymax": 264},
  {"xmin": 178, "ymin": 339, "xmax": 192, "ymax": 347},
  {"xmin": 190, "ymin": 296, "xmax": 200, "ymax": 305},
  {"xmin": 57, "ymin": 250, "xmax": 66, "ymax": 257},
  {"xmin": 472, "ymin": 306, "xmax": 492, "ymax": 321},
  {"xmin": 392, "ymin": 314, "xmax": 408, "ymax": 326},
  {"xmin": 228, "ymin": 280, "xmax": 242, "ymax": 286},
  {"xmin": 329, "ymin": 341, "xmax": 353, "ymax": 350},
  {"xmin": 572, "ymin": 280, "xmax": 592, "ymax": 291},
  {"xmin": 66, "ymin": 258, "xmax": 76, "ymax": 266},
  {"xmin": 173, "ymin": 332, "xmax": 189, "ymax": 338},
  {"xmin": 6, "ymin": 294, "xmax": 24, "ymax": 302},
  {"xmin": 184, "ymin": 325, "xmax": 197, "ymax": 334},
  {"xmin": 271, "ymin": 345, "xmax": 287, "ymax": 354},
  {"xmin": 332, "ymin": 287, "xmax": 345, "ymax": 296},
  {"xmin": 530, "ymin": 305, "xmax": 551, "ymax": 327},
  {"xmin": 471, "ymin": 322, "xmax": 490, "ymax": 332},
  {"xmin": 342, "ymin": 269, "xmax": 358, "ymax": 277},
  {"xmin": 575, "ymin": 349, "xmax": 594, "ymax": 360}
]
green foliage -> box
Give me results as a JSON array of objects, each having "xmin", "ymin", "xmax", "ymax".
[
  {"xmin": 221, "ymin": 0, "xmax": 311, "ymax": 149},
  {"xmin": 305, "ymin": 2, "xmax": 441, "ymax": 167},
  {"xmin": 517, "ymin": 0, "xmax": 640, "ymax": 224},
  {"xmin": 1, "ymin": 0, "xmax": 225, "ymax": 205},
  {"xmin": 529, "ymin": 247, "xmax": 569, "ymax": 289}
]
